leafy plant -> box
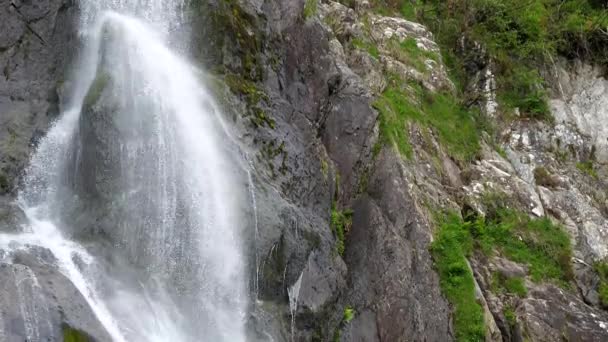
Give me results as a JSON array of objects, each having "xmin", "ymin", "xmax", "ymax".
[
  {"xmin": 331, "ymin": 203, "xmax": 353, "ymax": 256},
  {"xmin": 343, "ymin": 306, "xmax": 356, "ymax": 323}
]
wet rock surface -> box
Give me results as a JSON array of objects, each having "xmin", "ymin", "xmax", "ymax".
[{"xmin": 0, "ymin": 246, "xmax": 110, "ymax": 342}]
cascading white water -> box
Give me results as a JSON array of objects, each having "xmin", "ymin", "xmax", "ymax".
[{"xmin": 1, "ymin": 1, "xmax": 248, "ymax": 341}]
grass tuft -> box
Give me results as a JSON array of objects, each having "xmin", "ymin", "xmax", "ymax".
[{"xmin": 373, "ymin": 76, "xmax": 480, "ymax": 162}]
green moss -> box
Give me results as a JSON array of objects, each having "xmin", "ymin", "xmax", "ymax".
[
  {"xmin": 576, "ymin": 161, "xmax": 598, "ymax": 179},
  {"xmin": 83, "ymin": 71, "xmax": 110, "ymax": 108},
  {"xmin": 320, "ymin": 158, "xmax": 329, "ymax": 180},
  {"xmin": 351, "ymin": 37, "xmax": 380, "ymax": 59},
  {"xmin": 303, "ymin": 0, "xmax": 318, "ymax": 19},
  {"xmin": 373, "ymin": 76, "xmax": 480, "ymax": 162},
  {"xmin": 260, "ymin": 140, "xmax": 287, "ymax": 177},
  {"xmin": 503, "ymin": 305, "xmax": 517, "ymax": 327},
  {"xmin": 430, "ymin": 213, "xmax": 486, "ymax": 342},
  {"xmin": 224, "ymin": 74, "xmax": 274, "ymax": 129},
  {"xmin": 208, "ymin": 0, "xmax": 264, "ymax": 81},
  {"xmin": 62, "ymin": 324, "xmax": 92, "ymax": 342},
  {"xmin": 496, "ymin": 146, "xmax": 508, "ymax": 159},
  {"xmin": 594, "ymin": 262, "xmax": 608, "ymax": 308},
  {"xmin": 387, "ymin": 37, "xmax": 439, "ymax": 71},
  {"xmin": 503, "ymin": 277, "xmax": 528, "ymax": 297},
  {"xmin": 464, "ymin": 208, "xmax": 573, "ymax": 286},
  {"xmin": 331, "ymin": 204, "xmax": 352, "ymax": 256},
  {"xmin": 343, "ymin": 306, "xmax": 355, "ymax": 323}
]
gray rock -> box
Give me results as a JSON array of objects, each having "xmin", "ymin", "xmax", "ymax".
[
  {"xmin": 519, "ymin": 284, "xmax": 608, "ymax": 342},
  {"xmin": 344, "ymin": 150, "xmax": 451, "ymax": 341},
  {"xmin": 0, "ymin": 197, "xmax": 26, "ymax": 233},
  {"xmin": 0, "ymin": 246, "xmax": 111, "ymax": 342},
  {"xmin": 0, "ymin": 0, "xmax": 78, "ymax": 195}
]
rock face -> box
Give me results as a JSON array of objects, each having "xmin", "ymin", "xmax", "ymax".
[
  {"xmin": 0, "ymin": 0, "xmax": 77, "ymax": 195},
  {"xmin": 2, "ymin": 0, "xmax": 608, "ymax": 341},
  {"xmin": 0, "ymin": 246, "xmax": 110, "ymax": 342},
  {"xmin": 191, "ymin": 0, "xmax": 454, "ymax": 340}
]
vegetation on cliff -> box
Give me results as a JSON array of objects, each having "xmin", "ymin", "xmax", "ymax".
[
  {"xmin": 432, "ymin": 204, "xmax": 573, "ymax": 340},
  {"xmin": 369, "ymin": 0, "xmax": 608, "ymax": 120}
]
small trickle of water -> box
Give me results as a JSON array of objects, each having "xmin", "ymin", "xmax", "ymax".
[{"xmin": 288, "ymin": 272, "xmax": 304, "ymax": 342}]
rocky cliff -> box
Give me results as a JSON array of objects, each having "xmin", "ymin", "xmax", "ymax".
[{"xmin": 2, "ymin": 0, "xmax": 608, "ymax": 341}]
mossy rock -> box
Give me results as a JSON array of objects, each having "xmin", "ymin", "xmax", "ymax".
[
  {"xmin": 83, "ymin": 71, "xmax": 111, "ymax": 109},
  {"xmin": 62, "ymin": 324, "xmax": 95, "ymax": 342}
]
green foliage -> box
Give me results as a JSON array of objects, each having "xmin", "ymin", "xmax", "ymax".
[
  {"xmin": 431, "ymin": 213, "xmax": 486, "ymax": 341},
  {"xmin": 503, "ymin": 305, "xmax": 517, "ymax": 327},
  {"xmin": 400, "ymin": 1, "xmax": 420, "ymax": 21},
  {"xmin": 503, "ymin": 277, "xmax": 528, "ymax": 297},
  {"xmin": 594, "ymin": 262, "xmax": 608, "ymax": 308},
  {"xmin": 576, "ymin": 161, "xmax": 598, "ymax": 179},
  {"xmin": 63, "ymin": 325, "xmax": 91, "ymax": 342},
  {"xmin": 386, "ymin": 37, "xmax": 439, "ymax": 71},
  {"xmin": 303, "ymin": 0, "xmax": 318, "ymax": 19},
  {"xmin": 225, "ymin": 74, "xmax": 275, "ymax": 129},
  {"xmin": 331, "ymin": 204, "xmax": 353, "ymax": 256},
  {"xmin": 373, "ymin": 76, "xmax": 480, "ymax": 161},
  {"xmin": 599, "ymin": 283, "xmax": 608, "ymax": 308},
  {"xmin": 476, "ymin": 210, "xmax": 574, "ymax": 285},
  {"xmin": 379, "ymin": 0, "xmax": 608, "ymax": 122},
  {"xmin": 343, "ymin": 307, "xmax": 355, "ymax": 323},
  {"xmin": 432, "ymin": 208, "xmax": 573, "ymax": 340},
  {"xmin": 351, "ymin": 37, "xmax": 380, "ymax": 59}
]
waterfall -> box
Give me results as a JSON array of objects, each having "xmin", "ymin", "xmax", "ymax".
[{"xmin": 2, "ymin": 1, "xmax": 248, "ymax": 341}]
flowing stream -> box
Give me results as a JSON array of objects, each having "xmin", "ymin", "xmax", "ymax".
[{"xmin": 0, "ymin": 1, "xmax": 247, "ymax": 341}]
